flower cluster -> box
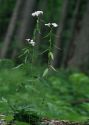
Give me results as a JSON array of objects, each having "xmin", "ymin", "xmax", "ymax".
[
  {"xmin": 26, "ymin": 11, "xmax": 58, "ymax": 47},
  {"xmin": 45, "ymin": 23, "xmax": 58, "ymax": 27},
  {"xmin": 26, "ymin": 39, "xmax": 35, "ymax": 46},
  {"xmin": 32, "ymin": 11, "xmax": 43, "ymax": 17}
]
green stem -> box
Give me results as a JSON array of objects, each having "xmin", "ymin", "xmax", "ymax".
[
  {"xmin": 31, "ymin": 47, "xmax": 34, "ymax": 76},
  {"xmin": 48, "ymin": 28, "xmax": 53, "ymax": 66},
  {"xmin": 49, "ymin": 29, "xmax": 52, "ymax": 51},
  {"xmin": 37, "ymin": 17, "xmax": 40, "ymax": 34}
]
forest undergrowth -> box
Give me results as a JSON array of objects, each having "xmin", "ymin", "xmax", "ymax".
[{"xmin": 0, "ymin": 59, "xmax": 89, "ymax": 125}]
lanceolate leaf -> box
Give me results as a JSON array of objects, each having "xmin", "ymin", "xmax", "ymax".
[
  {"xmin": 42, "ymin": 68, "xmax": 49, "ymax": 77},
  {"xmin": 48, "ymin": 52, "xmax": 54, "ymax": 60},
  {"xmin": 50, "ymin": 65, "xmax": 56, "ymax": 72}
]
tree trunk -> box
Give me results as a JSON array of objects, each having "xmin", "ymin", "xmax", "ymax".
[
  {"xmin": 15, "ymin": 0, "xmax": 36, "ymax": 45},
  {"xmin": 68, "ymin": 1, "xmax": 89, "ymax": 73},
  {"xmin": 61, "ymin": 0, "xmax": 81, "ymax": 67},
  {"xmin": 0, "ymin": 0, "xmax": 22, "ymax": 58},
  {"xmin": 52, "ymin": 0, "xmax": 69, "ymax": 68},
  {"xmin": 11, "ymin": 0, "xmax": 39, "ymax": 59}
]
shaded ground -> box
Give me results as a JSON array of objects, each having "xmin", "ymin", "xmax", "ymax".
[{"xmin": 0, "ymin": 119, "xmax": 89, "ymax": 125}]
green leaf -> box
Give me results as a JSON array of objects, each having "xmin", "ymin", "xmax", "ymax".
[
  {"xmin": 40, "ymin": 49, "xmax": 48, "ymax": 55},
  {"xmin": 12, "ymin": 64, "xmax": 23, "ymax": 69},
  {"xmin": 24, "ymin": 49, "xmax": 29, "ymax": 54},
  {"xmin": 48, "ymin": 52, "xmax": 54, "ymax": 60},
  {"xmin": 42, "ymin": 68, "xmax": 49, "ymax": 77},
  {"xmin": 15, "ymin": 121, "xmax": 29, "ymax": 125},
  {"xmin": 50, "ymin": 65, "xmax": 56, "ymax": 71},
  {"xmin": 5, "ymin": 115, "xmax": 14, "ymax": 122}
]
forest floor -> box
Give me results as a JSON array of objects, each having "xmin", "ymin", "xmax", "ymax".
[{"xmin": 0, "ymin": 119, "xmax": 89, "ymax": 125}]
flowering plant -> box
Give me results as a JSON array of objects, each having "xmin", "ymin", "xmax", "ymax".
[{"xmin": 19, "ymin": 10, "xmax": 58, "ymax": 77}]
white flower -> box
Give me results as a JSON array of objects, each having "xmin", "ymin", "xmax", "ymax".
[
  {"xmin": 52, "ymin": 23, "xmax": 58, "ymax": 27},
  {"xmin": 25, "ymin": 39, "xmax": 30, "ymax": 42},
  {"xmin": 45, "ymin": 23, "xmax": 58, "ymax": 28},
  {"xmin": 45, "ymin": 23, "xmax": 51, "ymax": 27},
  {"xmin": 30, "ymin": 40, "xmax": 35, "ymax": 46},
  {"xmin": 26, "ymin": 39, "xmax": 35, "ymax": 46},
  {"xmin": 32, "ymin": 11, "xmax": 43, "ymax": 17}
]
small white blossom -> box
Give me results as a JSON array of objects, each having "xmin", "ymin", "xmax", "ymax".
[
  {"xmin": 30, "ymin": 40, "xmax": 35, "ymax": 46},
  {"xmin": 45, "ymin": 23, "xmax": 51, "ymax": 27},
  {"xmin": 52, "ymin": 23, "xmax": 58, "ymax": 27},
  {"xmin": 26, "ymin": 39, "xmax": 35, "ymax": 46},
  {"xmin": 25, "ymin": 39, "xmax": 30, "ymax": 42},
  {"xmin": 45, "ymin": 23, "xmax": 58, "ymax": 28},
  {"xmin": 32, "ymin": 11, "xmax": 43, "ymax": 17}
]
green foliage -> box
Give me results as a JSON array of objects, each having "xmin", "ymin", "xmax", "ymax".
[
  {"xmin": 13, "ymin": 107, "xmax": 42, "ymax": 125},
  {"xmin": 0, "ymin": 59, "xmax": 14, "ymax": 69},
  {"xmin": 0, "ymin": 61, "xmax": 89, "ymax": 124}
]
